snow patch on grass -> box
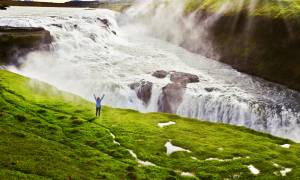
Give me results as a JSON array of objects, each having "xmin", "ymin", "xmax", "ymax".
[
  {"xmin": 280, "ymin": 144, "xmax": 290, "ymax": 148},
  {"xmin": 165, "ymin": 141, "xmax": 191, "ymax": 155},
  {"xmin": 158, "ymin": 121, "xmax": 176, "ymax": 128},
  {"xmin": 272, "ymin": 162, "xmax": 292, "ymax": 176},
  {"xmin": 205, "ymin": 157, "xmax": 242, "ymax": 162},
  {"xmin": 280, "ymin": 168, "xmax": 292, "ymax": 176},
  {"xmin": 191, "ymin": 156, "xmax": 198, "ymax": 160},
  {"xmin": 127, "ymin": 149, "xmax": 156, "ymax": 167},
  {"xmin": 110, "ymin": 133, "xmax": 120, "ymax": 145},
  {"xmin": 138, "ymin": 160, "xmax": 156, "ymax": 166},
  {"xmin": 247, "ymin": 165, "xmax": 260, "ymax": 175},
  {"xmin": 181, "ymin": 172, "xmax": 195, "ymax": 177},
  {"xmin": 272, "ymin": 162, "xmax": 280, "ymax": 167}
]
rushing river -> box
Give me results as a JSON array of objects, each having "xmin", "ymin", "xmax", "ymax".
[{"xmin": 0, "ymin": 6, "xmax": 299, "ymax": 142}]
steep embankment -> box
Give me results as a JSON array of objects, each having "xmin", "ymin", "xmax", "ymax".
[
  {"xmin": 156, "ymin": 0, "xmax": 300, "ymax": 91},
  {"xmin": 1, "ymin": 69, "xmax": 300, "ymax": 179},
  {"xmin": 0, "ymin": 26, "xmax": 51, "ymax": 66}
]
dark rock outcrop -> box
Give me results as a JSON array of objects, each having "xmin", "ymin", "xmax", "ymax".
[
  {"xmin": 0, "ymin": 6, "xmax": 8, "ymax": 10},
  {"xmin": 154, "ymin": 71, "xmax": 200, "ymax": 113},
  {"xmin": 129, "ymin": 80, "xmax": 153, "ymax": 106},
  {"xmin": 0, "ymin": 26, "xmax": 52, "ymax": 65},
  {"xmin": 152, "ymin": 70, "xmax": 168, "ymax": 79},
  {"xmin": 98, "ymin": 18, "xmax": 110, "ymax": 27},
  {"xmin": 0, "ymin": 3, "xmax": 9, "ymax": 10},
  {"xmin": 131, "ymin": 71, "xmax": 199, "ymax": 113},
  {"xmin": 158, "ymin": 83, "xmax": 184, "ymax": 113},
  {"xmin": 170, "ymin": 71, "xmax": 199, "ymax": 85}
]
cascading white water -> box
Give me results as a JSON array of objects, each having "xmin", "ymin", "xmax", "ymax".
[{"xmin": 0, "ymin": 6, "xmax": 299, "ymax": 142}]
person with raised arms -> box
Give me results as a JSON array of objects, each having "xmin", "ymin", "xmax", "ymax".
[{"xmin": 93, "ymin": 94, "xmax": 105, "ymax": 117}]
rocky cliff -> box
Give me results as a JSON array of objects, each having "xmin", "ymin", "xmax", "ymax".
[
  {"xmin": 183, "ymin": 0, "xmax": 300, "ymax": 91},
  {"xmin": 0, "ymin": 26, "xmax": 52, "ymax": 66}
]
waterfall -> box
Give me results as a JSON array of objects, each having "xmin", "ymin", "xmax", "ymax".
[{"xmin": 0, "ymin": 6, "xmax": 299, "ymax": 142}]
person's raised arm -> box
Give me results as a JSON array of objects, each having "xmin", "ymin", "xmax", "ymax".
[
  {"xmin": 101, "ymin": 94, "xmax": 105, "ymax": 101},
  {"xmin": 93, "ymin": 94, "xmax": 97, "ymax": 101}
]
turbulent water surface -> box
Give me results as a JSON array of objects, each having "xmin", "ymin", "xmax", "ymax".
[{"xmin": 1, "ymin": 6, "xmax": 299, "ymax": 142}]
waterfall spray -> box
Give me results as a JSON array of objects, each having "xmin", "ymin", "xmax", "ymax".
[{"xmin": 1, "ymin": 6, "xmax": 299, "ymax": 142}]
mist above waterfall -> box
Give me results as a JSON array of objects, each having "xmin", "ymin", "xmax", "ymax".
[{"xmin": 0, "ymin": 6, "xmax": 299, "ymax": 142}]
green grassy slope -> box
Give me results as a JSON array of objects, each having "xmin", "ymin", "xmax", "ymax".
[
  {"xmin": 184, "ymin": 0, "xmax": 300, "ymax": 18},
  {"xmin": 0, "ymin": 69, "xmax": 300, "ymax": 179}
]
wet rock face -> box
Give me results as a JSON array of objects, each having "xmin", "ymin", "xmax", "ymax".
[
  {"xmin": 153, "ymin": 70, "xmax": 199, "ymax": 113},
  {"xmin": 158, "ymin": 83, "xmax": 184, "ymax": 113},
  {"xmin": 97, "ymin": 18, "xmax": 117, "ymax": 35},
  {"xmin": 152, "ymin": 70, "xmax": 168, "ymax": 79},
  {"xmin": 130, "ymin": 71, "xmax": 199, "ymax": 113},
  {"xmin": 0, "ymin": 26, "xmax": 52, "ymax": 65},
  {"xmin": 178, "ymin": 9, "xmax": 300, "ymax": 91},
  {"xmin": 170, "ymin": 71, "xmax": 199, "ymax": 85},
  {"xmin": 129, "ymin": 80, "xmax": 153, "ymax": 106},
  {"xmin": 98, "ymin": 18, "xmax": 110, "ymax": 27},
  {"xmin": 206, "ymin": 12, "xmax": 300, "ymax": 91}
]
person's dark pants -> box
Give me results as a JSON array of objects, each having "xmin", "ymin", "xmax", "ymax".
[{"xmin": 96, "ymin": 107, "xmax": 101, "ymax": 117}]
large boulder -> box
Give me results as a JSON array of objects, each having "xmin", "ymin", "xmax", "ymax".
[
  {"xmin": 132, "ymin": 71, "xmax": 199, "ymax": 113},
  {"xmin": 152, "ymin": 70, "xmax": 168, "ymax": 79},
  {"xmin": 170, "ymin": 71, "xmax": 199, "ymax": 85},
  {"xmin": 158, "ymin": 83, "xmax": 184, "ymax": 113},
  {"xmin": 129, "ymin": 80, "xmax": 153, "ymax": 106},
  {"xmin": 153, "ymin": 70, "xmax": 199, "ymax": 113},
  {"xmin": 0, "ymin": 26, "xmax": 52, "ymax": 66}
]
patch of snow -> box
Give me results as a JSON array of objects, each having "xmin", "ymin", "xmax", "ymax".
[
  {"xmin": 110, "ymin": 133, "xmax": 115, "ymax": 139},
  {"xmin": 165, "ymin": 141, "xmax": 191, "ymax": 155},
  {"xmin": 137, "ymin": 160, "xmax": 156, "ymax": 166},
  {"xmin": 232, "ymin": 157, "xmax": 241, "ymax": 160},
  {"xmin": 272, "ymin": 162, "xmax": 280, "ymax": 167},
  {"xmin": 158, "ymin": 121, "xmax": 176, "ymax": 128},
  {"xmin": 247, "ymin": 165, "xmax": 260, "ymax": 175},
  {"xmin": 280, "ymin": 144, "xmax": 290, "ymax": 148},
  {"xmin": 218, "ymin": 147, "xmax": 224, "ymax": 151},
  {"xmin": 280, "ymin": 168, "xmax": 292, "ymax": 176},
  {"xmin": 127, "ymin": 149, "xmax": 156, "ymax": 167},
  {"xmin": 181, "ymin": 172, "xmax": 195, "ymax": 177},
  {"xmin": 113, "ymin": 140, "xmax": 120, "ymax": 145},
  {"xmin": 205, "ymin": 157, "xmax": 241, "ymax": 162},
  {"xmin": 206, "ymin": 157, "xmax": 222, "ymax": 161},
  {"xmin": 191, "ymin": 156, "xmax": 198, "ymax": 160},
  {"xmin": 128, "ymin": 149, "xmax": 138, "ymax": 159},
  {"xmin": 110, "ymin": 133, "xmax": 120, "ymax": 145}
]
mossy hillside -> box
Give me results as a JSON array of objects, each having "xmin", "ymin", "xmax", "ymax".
[
  {"xmin": 184, "ymin": 0, "xmax": 300, "ymax": 18},
  {"xmin": 1, "ymin": 69, "xmax": 300, "ymax": 179}
]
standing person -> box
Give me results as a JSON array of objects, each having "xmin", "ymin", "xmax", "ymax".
[{"xmin": 94, "ymin": 94, "xmax": 105, "ymax": 117}]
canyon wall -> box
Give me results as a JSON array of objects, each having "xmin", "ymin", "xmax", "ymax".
[{"xmin": 0, "ymin": 26, "xmax": 51, "ymax": 65}]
